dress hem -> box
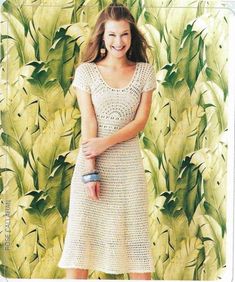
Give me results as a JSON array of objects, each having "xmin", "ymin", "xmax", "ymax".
[{"xmin": 58, "ymin": 263, "xmax": 155, "ymax": 275}]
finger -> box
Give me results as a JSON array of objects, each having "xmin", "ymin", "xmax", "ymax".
[
  {"xmin": 96, "ymin": 182, "xmax": 100, "ymax": 198},
  {"xmin": 93, "ymin": 184, "xmax": 99, "ymax": 200},
  {"xmin": 89, "ymin": 185, "xmax": 98, "ymax": 200},
  {"xmin": 85, "ymin": 153, "xmax": 95, "ymax": 159},
  {"xmin": 83, "ymin": 148, "xmax": 91, "ymax": 154},
  {"xmin": 83, "ymin": 150, "xmax": 90, "ymax": 156},
  {"xmin": 87, "ymin": 187, "xmax": 94, "ymax": 200},
  {"xmin": 96, "ymin": 182, "xmax": 100, "ymax": 199}
]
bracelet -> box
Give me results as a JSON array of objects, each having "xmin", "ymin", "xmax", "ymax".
[
  {"xmin": 82, "ymin": 169, "xmax": 99, "ymax": 176},
  {"xmin": 81, "ymin": 172, "xmax": 101, "ymax": 184}
]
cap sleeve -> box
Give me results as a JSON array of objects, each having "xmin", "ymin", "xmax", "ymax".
[
  {"xmin": 142, "ymin": 63, "xmax": 157, "ymax": 92},
  {"xmin": 71, "ymin": 63, "xmax": 91, "ymax": 93}
]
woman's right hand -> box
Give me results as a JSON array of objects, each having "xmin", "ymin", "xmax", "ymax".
[
  {"xmin": 85, "ymin": 181, "xmax": 100, "ymax": 201},
  {"xmin": 84, "ymin": 157, "xmax": 100, "ymax": 200}
]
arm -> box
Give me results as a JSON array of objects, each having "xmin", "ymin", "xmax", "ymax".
[
  {"xmin": 74, "ymin": 86, "xmax": 98, "ymax": 170},
  {"xmin": 104, "ymin": 89, "xmax": 154, "ymax": 148},
  {"xmin": 81, "ymin": 119, "xmax": 97, "ymax": 170}
]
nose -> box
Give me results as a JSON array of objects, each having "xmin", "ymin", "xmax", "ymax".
[{"xmin": 115, "ymin": 36, "xmax": 123, "ymax": 45}]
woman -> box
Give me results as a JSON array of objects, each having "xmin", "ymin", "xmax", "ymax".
[{"xmin": 58, "ymin": 2, "xmax": 157, "ymax": 280}]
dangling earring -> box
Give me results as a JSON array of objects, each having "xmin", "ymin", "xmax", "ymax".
[{"xmin": 100, "ymin": 40, "xmax": 106, "ymax": 57}]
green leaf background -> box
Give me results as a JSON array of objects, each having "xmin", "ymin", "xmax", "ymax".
[{"xmin": 0, "ymin": 0, "xmax": 230, "ymax": 279}]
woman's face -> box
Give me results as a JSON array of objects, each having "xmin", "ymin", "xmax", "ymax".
[{"xmin": 102, "ymin": 19, "xmax": 132, "ymax": 58}]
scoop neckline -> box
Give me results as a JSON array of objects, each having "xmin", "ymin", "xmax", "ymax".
[{"xmin": 92, "ymin": 62, "xmax": 139, "ymax": 90}]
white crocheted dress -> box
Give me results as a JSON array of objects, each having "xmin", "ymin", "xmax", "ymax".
[{"xmin": 58, "ymin": 62, "xmax": 157, "ymax": 274}]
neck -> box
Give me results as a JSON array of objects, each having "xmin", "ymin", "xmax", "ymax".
[{"xmin": 102, "ymin": 55, "xmax": 131, "ymax": 68}]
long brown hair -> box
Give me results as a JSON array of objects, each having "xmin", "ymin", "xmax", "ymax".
[{"xmin": 81, "ymin": 3, "xmax": 152, "ymax": 63}]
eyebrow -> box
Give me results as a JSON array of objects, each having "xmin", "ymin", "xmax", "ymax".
[{"xmin": 107, "ymin": 30, "xmax": 129, "ymax": 33}]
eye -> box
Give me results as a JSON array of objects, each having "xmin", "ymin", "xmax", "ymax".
[
  {"xmin": 109, "ymin": 34, "xmax": 115, "ymax": 36},
  {"xmin": 122, "ymin": 33, "xmax": 129, "ymax": 36}
]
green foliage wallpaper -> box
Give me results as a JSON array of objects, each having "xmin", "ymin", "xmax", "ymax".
[{"xmin": 0, "ymin": 0, "xmax": 231, "ymax": 279}]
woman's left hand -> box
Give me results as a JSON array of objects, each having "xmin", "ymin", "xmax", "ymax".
[{"xmin": 82, "ymin": 137, "xmax": 109, "ymax": 159}]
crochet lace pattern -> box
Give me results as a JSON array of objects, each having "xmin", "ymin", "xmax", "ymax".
[{"xmin": 58, "ymin": 61, "xmax": 157, "ymax": 274}]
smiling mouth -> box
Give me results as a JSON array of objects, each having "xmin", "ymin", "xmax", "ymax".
[{"xmin": 112, "ymin": 46, "xmax": 125, "ymax": 51}]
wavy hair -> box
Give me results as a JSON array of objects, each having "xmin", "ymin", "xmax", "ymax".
[{"xmin": 81, "ymin": 3, "xmax": 152, "ymax": 63}]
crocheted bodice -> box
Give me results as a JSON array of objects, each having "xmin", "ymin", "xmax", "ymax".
[{"xmin": 72, "ymin": 62, "xmax": 157, "ymax": 137}]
